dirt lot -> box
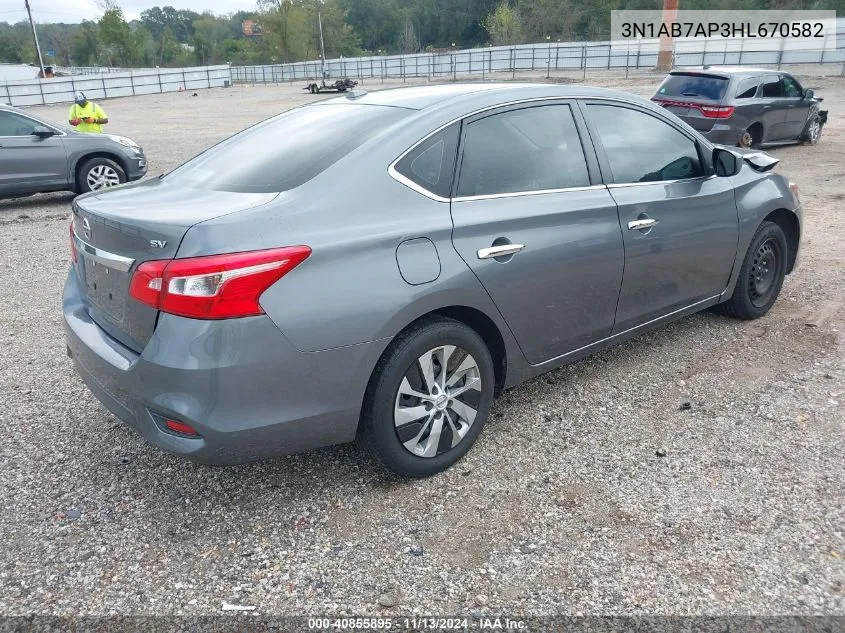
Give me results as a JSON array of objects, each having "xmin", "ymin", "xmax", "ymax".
[{"xmin": 0, "ymin": 71, "xmax": 843, "ymax": 617}]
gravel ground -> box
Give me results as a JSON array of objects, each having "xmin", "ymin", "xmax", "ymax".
[{"xmin": 0, "ymin": 70, "xmax": 843, "ymax": 617}]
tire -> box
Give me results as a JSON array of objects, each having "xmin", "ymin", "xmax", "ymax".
[
  {"xmin": 360, "ymin": 317, "xmax": 495, "ymax": 478},
  {"xmin": 77, "ymin": 157, "xmax": 126, "ymax": 194},
  {"xmin": 738, "ymin": 124, "xmax": 762, "ymax": 149},
  {"xmin": 715, "ymin": 221, "xmax": 788, "ymax": 320},
  {"xmin": 800, "ymin": 115, "xmax": 823, "ymax": 145},
  {"xmin": 309, "ymin": 84, "xmax": 318, "ymax": 94}
]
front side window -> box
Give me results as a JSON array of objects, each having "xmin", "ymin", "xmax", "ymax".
[
  {"xmin": 762, "ymin": 76, "xmax": 783, "ymax": 98},
  {"xmin": 394, "ymin": 123, "xmax": 459, "ymax": 198},
  {"xmin": 0, "ymin": 111, "xmax": 38, "ymax": 136},
  {"xmin": 586, "ymin": 104, "xmax": 704, "ymax": 184},
  {"xmin": 165, "ymin": 104, "xmax": 410, "ymax": 193},
  {"xmin": 782, "ymin": 75, "xmax": 803, "ymax": 98},
  {"xmin": 735, "ymin": 77, "xmax": 760, "ymax": 99},
  {"xmin": 456, "ymin": 104, "xmax": 590, "ymax": 197}
]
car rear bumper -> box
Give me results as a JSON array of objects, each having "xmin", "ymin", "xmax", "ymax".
[
  {"xmin": 63, "ymin": 267, "xmax": 377, "ymax": 465},
  {"xmin": 701, "ymin": 124, "xmax": 742, "ymax": 146}
]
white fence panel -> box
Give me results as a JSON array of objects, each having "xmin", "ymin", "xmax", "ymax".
[
  {"xmin": 1, "ymin": 65, "xmax": 232, "ymax": 107},
  {"xmin": 232, "ymin": 18, "xmax": 845, "ymax": 84}
]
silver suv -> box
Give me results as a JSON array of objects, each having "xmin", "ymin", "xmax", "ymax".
[
  {"xmin": 0, "ymin": 103, "xmax": 147, "ymax": 198},
  {"xmin": 652, "ymin": 67, "xmax": 827, "ymax": 149}
]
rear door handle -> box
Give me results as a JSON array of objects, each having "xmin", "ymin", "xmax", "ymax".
[
  {"xmin": 477, "ymin": 244, "xmax": 524, "ymax": 259},
  {"xmin": 627, "ymin": 218, "xmax": 658, "ymax": 231}
]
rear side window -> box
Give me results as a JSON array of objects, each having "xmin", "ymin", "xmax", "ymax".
[
  {"xmin": 734, "ymin": 77, "xmax": 760, "ymax": 99},
  {"xmin": 656, "ymin": 73, "xmax": 729, "ymax": 100},
  {"xmin": 0, "ymin": 111, "xmax": 38, "ymax": 136},
  {"xmin": 762, "ymin": 76, "xmax": 783, "ymax": 98},
  {"xmin": 456, "ymin": 104, "xmax": 590, "ymax": 197},
  {"xmin": 394, "ymin": 123, "xmax": 459, "ymax": 198},
  {"xmin": 586, "ymin": 104, "xmax": 703, "ymax": 184},
  {"xmin": 165, "ymin": 104, "xmax": 410, "ymax": 193}
]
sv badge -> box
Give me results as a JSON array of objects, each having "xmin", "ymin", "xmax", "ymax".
[{"xmin": 150, "ymin": 239, "xmax": 167, "ymax": 249}]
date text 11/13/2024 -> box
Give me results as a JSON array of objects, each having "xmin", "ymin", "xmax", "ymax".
[{"xmin": 307, "ymin": 617, "xmax": 527, "ymax": 630}]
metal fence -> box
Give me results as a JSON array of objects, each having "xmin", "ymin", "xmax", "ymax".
[
  {"xmin": 233, "ymin": 24, "xmax": 845, "ymax": 84},
  {"xmin": 55, "ymin": 65, "xmax": 131, "ymax": 75},
  {"xmin": 1, "ymin": 65, "xmax": 232, "ymax": 107}
]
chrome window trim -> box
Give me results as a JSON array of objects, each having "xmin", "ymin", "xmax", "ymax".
[
  {"xmin": 453, "ymin": 184, "xmax": 606, "ymax": 203},
  {"xmin": 534, "ymin": 294, "xmax": 721, "ymax": 367},
  {"xmin": 606, "ymin": 175, "xmax": 718, "ymax": 189},
  {"xmin": 72, "ymin": 229, "xmax": 135, "ymax": 273},
  {"xmin": 387, "ymin": 94, "xmax": 650, "ymax": 202}
]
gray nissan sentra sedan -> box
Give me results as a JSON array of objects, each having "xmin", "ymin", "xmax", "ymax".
[{"xmin": 64, "ymin": 83, "xmax": 802, "ymax": 477}]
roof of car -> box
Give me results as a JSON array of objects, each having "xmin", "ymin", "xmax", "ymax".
[
  {"xmin": 324, "ymin": 82, "xmax": 645, "ymax": 111},
  {"xmin": 671, "ymin": 66, "xmax": 782, "ymax": 77}
]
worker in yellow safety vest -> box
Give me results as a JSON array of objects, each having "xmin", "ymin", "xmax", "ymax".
[{"xmin": 68, "ymin": 92, "xmax": 108, "ymax": 133}]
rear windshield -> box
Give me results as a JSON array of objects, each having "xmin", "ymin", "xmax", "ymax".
[
  {"xmin": 656, "ymin": 73, "xmax": 729, "ymax": 101},
  {"xmin": 165, "ymin": 104, "xmax": 411, "ymax": 193}
]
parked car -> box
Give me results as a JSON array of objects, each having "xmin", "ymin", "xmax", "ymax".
[
  {"xmin": 651, "ymin": 67, "xmax": 827, "ymax": 149},
  {"xmin": 64, "ymin": 83, "xmax": 802, "ymax": 477},
  {"xmin": 0, "ymin": 103, "xmax": 146, "ymax": 198}
]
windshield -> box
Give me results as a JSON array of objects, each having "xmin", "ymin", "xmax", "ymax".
[
  {"xmin": 656, "ymin": 73, "xmax": 729, "ymax": 101},
  {"xmin": 165, "ymin": 103, "xmax": 411, "ymax": 194}
]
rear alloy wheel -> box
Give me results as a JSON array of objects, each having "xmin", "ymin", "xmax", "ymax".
[
  {"xmin": 360, "ymin": 318, "xmax": 494, "ymax": 477},
  {"xmin": 714, "ymin": 220, "xmax": 788, "ymax": 320},
  {"xmin": 78, "ymin": 157, "xmax": 126, "ymax": 193}
]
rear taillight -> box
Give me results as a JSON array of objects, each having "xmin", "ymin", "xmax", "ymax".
[
  {"xmin": 653, "ymin": 98, "xmax": 734, "ymax": 119},
  {"xmin": 789, "ymin": 182, "xmax": 800, "ymax": 202},
  {"xmin": 129, "ymin": 246, "xmax": 311, "ymax": 319},
  {"xmin": 699, "ymin": 105, "xmax": 735, "ymax": 119},
  {"xmin": 70, "ymin": 221, "xmax": 77, "ymax": 264}
]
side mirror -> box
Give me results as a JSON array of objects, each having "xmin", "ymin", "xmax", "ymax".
[
  {"xmin": 713, "ymin": 147, "xmax": 741, "ymax": 177},
  {"xmin": 803, "ymin": 88, "xmax": 814, "ymax": 100},
  {"xmin": 31, "ymin": 126, "xmax": 55, "ymax": 138}
]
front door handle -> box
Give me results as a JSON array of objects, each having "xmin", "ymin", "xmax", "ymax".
[
  {"xmin": 627, "ymin": 218, "xmax": 658, "ymax": 231},
  {"xmin": 477, "ymin": 244, "xmax": 525, "ymax": 259}
]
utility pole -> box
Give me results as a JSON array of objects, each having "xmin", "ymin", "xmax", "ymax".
[
  {"xmin": 317, "ymin": 1, "xmax": 326, "ymax": 79},
  {"xmin": 24, "ymin": 0, "xmax": 46, "ymax": 78},
  {"xmin": 657, "ymin": 0, "xmax": 678, "ymax": 71}
]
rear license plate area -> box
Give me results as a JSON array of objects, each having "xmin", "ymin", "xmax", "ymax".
[{"xmin": 81, "ymin": 253, "xmax": 127, "ymax": 323}]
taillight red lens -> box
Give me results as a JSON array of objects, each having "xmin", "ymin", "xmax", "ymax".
[
  {"xmin": 129, "ymin": 260, "xmax": 168, "ymax": 309},
  {"xmin": 129, "ymin": 246, "xmax": 311, "ymax": 319},
  {"xmin": 700, "ymin": 105, "xmax": 735, "ymax": 119},
  {"xmin": 70, "ymin": 221, "xmax": 78, "ymax": 264},
  {"xmin": 164, "ymin": 419, "xmax": 199, "ymax": 437}
]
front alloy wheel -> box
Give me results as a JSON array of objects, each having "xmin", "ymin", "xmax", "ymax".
[
  {"xmin": 87, "ymin": 164, "xmax": 121, "ymax": 190},
  {"xmin": 394, "ymin": 345, "xmax": 482, "ymax": 458}
]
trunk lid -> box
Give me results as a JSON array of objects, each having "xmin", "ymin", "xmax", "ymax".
[{"xmin": 71, "ymin": 178, "xmax": 277, "ymax": 352}]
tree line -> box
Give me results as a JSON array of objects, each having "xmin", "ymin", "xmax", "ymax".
[{"xmin": 0, "ymin": 0, "xmax": 841, "ymax": 69}]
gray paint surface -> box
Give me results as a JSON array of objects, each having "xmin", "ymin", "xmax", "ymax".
[{"xmin": 63, "ymin": 82, "xmax": 802, "ymax": 464}]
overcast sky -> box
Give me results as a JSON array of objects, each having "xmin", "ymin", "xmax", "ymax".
[{"xmin": 2, "ymin": 0, "xmax": 257, "ymax": 24}]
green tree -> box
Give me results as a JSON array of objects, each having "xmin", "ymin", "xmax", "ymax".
[
  {"xmin": 482, "ymin": 1, "xmax": 523, "ymax": 46},
  {"xmin": 71, "ymin": 20, "xmax": 100, "ymax": 65}
]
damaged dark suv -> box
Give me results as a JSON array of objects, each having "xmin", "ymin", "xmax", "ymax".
[{"xmin": 652, "ymin": 67, "xmax": 827, "ymax": 149}]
